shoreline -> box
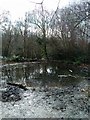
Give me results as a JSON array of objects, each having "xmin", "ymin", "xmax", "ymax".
[{"xmin": 0, "ymin": 79, "xmax": 89, "ymax": 118}]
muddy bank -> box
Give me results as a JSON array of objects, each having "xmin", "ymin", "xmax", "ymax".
[{"xmin": 0, "ymin": 79, "xmax": 89, "ymax": 119}]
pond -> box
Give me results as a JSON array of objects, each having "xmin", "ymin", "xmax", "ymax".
[
  {"xmin": 0, "ymin": 62, "xmax": 89, "ymax": 118},
  {"xmin": 1, "ymin": 61, "xmax": 88, "ymax": 88}
]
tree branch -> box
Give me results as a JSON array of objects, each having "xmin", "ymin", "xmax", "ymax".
[
  {"xmin": 74, "ymin": 13, "xmax": 90, "ymax": 29},
  {"xmin": 50, "ymin": 0, "xmax": 61, "ymax": 23},
  {"xmin": 30, "ymin": 21, "xmax": 42, "ymax": 30},
  {"xmin": 79, "ymin": 28, "xmax": 90, "ymax": 38}
]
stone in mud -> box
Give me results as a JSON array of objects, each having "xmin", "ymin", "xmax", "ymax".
[
  {"xmin": 32, "ymin": 88, "xmax": 36, "ymax": 91},
  {"xmin": 52, "ymin": 103, "xmax": 66, "ymax": 111},
  {"xmin": 46, "ymin": 94, "xmax": 51, "ymax": 97}
]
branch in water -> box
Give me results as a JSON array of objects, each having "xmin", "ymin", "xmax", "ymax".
[{"xmin": 7, "ymin": 82, "xmax": 28, "ymax": 91}]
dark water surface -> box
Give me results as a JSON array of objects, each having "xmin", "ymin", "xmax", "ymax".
[{"xmin": 1, "ymin": 62, "xmax": 88, "ymax": 88}]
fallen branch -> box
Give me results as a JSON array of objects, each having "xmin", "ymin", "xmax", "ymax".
[{"xmin": 7, "ymin": 82, "xmax": 28, "ymax": 91}]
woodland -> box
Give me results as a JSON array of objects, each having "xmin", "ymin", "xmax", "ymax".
[{"xmin": 0, "ymin": 1, "xmax": 90, "ymax": 64}]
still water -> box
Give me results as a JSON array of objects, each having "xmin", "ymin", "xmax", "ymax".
[{"xmin": 1, "ymin": 62, "xmax": 88, "ymax": 88}]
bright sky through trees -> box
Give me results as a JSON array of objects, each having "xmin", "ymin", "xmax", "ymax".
[{"xmin": 0, "ymin": 0, "xmax": 80, "ymax": 21}]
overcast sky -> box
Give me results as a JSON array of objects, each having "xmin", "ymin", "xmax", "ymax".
[{"xmin": 0, "ymin": 0, "xmax": 81, "ymax": 21}]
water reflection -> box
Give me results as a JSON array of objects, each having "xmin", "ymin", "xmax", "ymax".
[{"xmin": 1, "ymin": 62, "xmax": 85, "ymax": 88}]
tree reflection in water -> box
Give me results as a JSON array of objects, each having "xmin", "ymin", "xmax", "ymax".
[{"xmin": 1, "ymin": 62, "xmax": 84, "ymax": 88}]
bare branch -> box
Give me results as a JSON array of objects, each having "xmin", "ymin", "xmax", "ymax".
[
  {"xmin": 74, "ymin": 13, "xmax": 90, "ymax": 29},
  {"xmin": 27, "ymin": 0, "xmax": 44, "ymax": 5},
  {"xmin": 30, "ymin": 21, "xmax": 42, "ymax": 29},
  {"xmin": 50, "ymin": 0, "xmax": 61, "ymax": 23},
  {"xmin": 79, "ymin": 28, "xmax": 90, "ymax": 38}
]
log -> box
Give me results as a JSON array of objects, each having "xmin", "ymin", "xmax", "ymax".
[{"xmin": 7, "ymin": 82, "xmax": 28, "ymax": 91}]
